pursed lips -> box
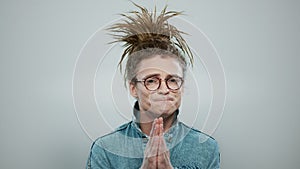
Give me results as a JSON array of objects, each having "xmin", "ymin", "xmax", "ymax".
[{"xmin": 152, "ymin": 97, "xmax": 174, "ymax": 102}]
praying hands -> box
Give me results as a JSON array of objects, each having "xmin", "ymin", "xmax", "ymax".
[{"xmin": 140, "ymin": 117, "xmax": 174, "ymax": 169}]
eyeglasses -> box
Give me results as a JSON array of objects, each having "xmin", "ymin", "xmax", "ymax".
[{"xmin": 135, "ymin": 76, "xmax": 184, "ymax": 91}]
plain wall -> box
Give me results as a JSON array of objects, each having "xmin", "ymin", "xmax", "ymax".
[{"xmin": 0, "ymin": 0, "xmax": 299, "ymax": 168}]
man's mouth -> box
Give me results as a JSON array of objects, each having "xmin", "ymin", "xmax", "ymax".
[{"xmin": 153, "ymin": 97, "xmax": 174, "ymax": 102}]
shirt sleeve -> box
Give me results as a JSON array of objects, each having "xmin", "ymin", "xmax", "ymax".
[
  {"xmin": 206, "ymin": 140, "xmax": 220, "ymax": 169},
  {"xmin": 86, "ymin": 140, "xmax": 111, "ymax": 169}
]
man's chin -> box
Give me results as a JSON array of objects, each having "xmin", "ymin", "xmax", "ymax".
[{"xmin": 150, "ymin": 107, "xmax": 176, "ymax": 118}]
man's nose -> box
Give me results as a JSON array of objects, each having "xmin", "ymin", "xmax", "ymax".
[{"xmin": 157, "ymin": 80, "xmax": 170, "ymax": 94}]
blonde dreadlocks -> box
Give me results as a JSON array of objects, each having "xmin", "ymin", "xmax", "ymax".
[{"xmin": 108, "ymin": 3, "xmax": 193, "ymax": 83}]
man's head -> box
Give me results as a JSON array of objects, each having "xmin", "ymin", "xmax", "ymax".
[
  {"xmin": 108, "ymin": 4, "xmax": 193, "ymax": 120},
  {"xmin": 128, "ymin": 51, "xmax": 185, "ymax": 119}
]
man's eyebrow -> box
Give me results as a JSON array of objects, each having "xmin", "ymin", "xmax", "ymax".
[
  {"xmin": 142, "ymin": 74, "xmax": 160, "ymax": 80},
  {"xmin": 167, "ymin": 74, "xmax": 182, "ymax": 78},
  {"xmin": 142, "ymin": 73, "xmax": 182, "ymax": 80}
]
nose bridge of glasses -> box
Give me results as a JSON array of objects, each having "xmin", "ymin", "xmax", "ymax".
[{"xmin": 158, "ymin": 78, "xmax": 170, "ymax": 90}]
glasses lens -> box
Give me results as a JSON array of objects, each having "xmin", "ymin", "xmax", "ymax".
[
  {"xmin": 167, "ymin": 77, "xmax": 183, "ymax": 90},
  {"xmin": 144, "ymin": 77, "xmax": 160, "ymax": 90}
]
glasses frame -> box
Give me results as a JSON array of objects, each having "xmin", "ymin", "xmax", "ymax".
[{"xmin": 134, "ymin": 76, "xmax": 184, "ymax": 91}]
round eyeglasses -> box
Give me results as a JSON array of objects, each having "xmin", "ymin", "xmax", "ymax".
[{"xmin": 135, "ymin": 76, "xmax": 184, "ymax": 91}]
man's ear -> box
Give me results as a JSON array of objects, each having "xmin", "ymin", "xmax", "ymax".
[{"xmin": 129, "ymin": 82, "xmax": 138, "ymax": 98}]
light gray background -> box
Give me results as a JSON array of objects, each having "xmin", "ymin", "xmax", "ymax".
[{"xmin": 1, "ymin": 0, "xmax": 299, "ymax": 169}]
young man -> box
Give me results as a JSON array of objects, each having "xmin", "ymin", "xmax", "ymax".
[{"xmin": 87, "ymin": 4, "xmax": 220, "ymax": 169}]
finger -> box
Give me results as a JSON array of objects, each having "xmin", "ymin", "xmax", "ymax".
[
  {"xmin": 147, "ymin": 135, "xmax": 159, "ymax": 158},
  {"xmin": 157, "ymin": 135, "xmax": 164, "ymax": 156},
  {"xmin": 156, "ymin": 131, "xmax": 172, "ymax": 169},
  {"xmin": 158, "ymin": 131, "xmax": 169, "ymax": 156},
  {"xmin": 149, "ymin": 118, "xmax": 157, "ymax": 137},
  {"xmin": 158, "ymin": 117, "xmax": 163, "ymax": 125},
  {"xmin": 152, "ymin": 119, "xmax": 160, "ymax": 137},
  {"xmin": 156, "ymin": 123, "xmax": 161, "ymax": 136},
  {"xmin": 146, "ymin": 119, "xmax": 156, "ymax": 153},
  {"xmin": 155, "ymin": 117, "xmax": 163, "ymax": 136},
  {"xmin": 157, "ymin": 124, "xmax": 164, "ymax": 154},
  {"xmin": 157, "ymin": 150, "xmax": 172, "ymax": 168},
  {"xmin": 146, "ymin": 125, "xmax": 160, "ymax": 158},
  {"xmin": 159, "ymin": 123, "xmax": 163, "ymax": 136}
]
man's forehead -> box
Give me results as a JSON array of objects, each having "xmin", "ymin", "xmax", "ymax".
[
  {"xmin": 137, "ymin": 67, "xmax": 181, "ymax": 76},
  {"xmin": 136, "ymin": 56, "xmax": 183, "ymax": 75}
]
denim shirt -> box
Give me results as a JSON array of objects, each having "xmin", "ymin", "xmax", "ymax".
[{"xmin": 87, "ymin": 105, "xmax": 220, "ymax": 169}]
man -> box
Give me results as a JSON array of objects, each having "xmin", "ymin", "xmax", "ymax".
[{"xmin": 87, "ymin": 4, "xmax": 220, "ymax": 169}]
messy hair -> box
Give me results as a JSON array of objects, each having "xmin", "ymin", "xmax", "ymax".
[{"xmin": 107, "ymin": 3, "xmax": 193, "ymax": 85}]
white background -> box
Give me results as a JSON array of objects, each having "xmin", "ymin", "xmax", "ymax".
[{"xmin": 0, "ymin": 0, "xmax": 299, "ymax": 168}]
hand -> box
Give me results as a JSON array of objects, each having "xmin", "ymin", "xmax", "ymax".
[{"xmin": 140, "ymin": 117, "xmax": 173, "ymax": 169}]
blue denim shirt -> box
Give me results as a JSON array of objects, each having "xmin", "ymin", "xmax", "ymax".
[
  {"xmin": 87, "ymin": 102, "xmax": 220, "ymax": 169},
  {"xmin": 86, "ymin": 120, "xmax": 220, "ymax": 169}
]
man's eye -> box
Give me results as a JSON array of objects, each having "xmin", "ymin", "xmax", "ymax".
[
  {"xmin": 168, "ymin": 77, "xmax": 180, "ymax": 83},
  {"xmin": 146, "ymin": 79, "xmax": 156, "ymax": 83},
  {"xmin": 169, "ymin": 78, "xmax": 177, "ymax": 82}
]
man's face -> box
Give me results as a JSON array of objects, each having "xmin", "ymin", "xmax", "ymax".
[{"xmin": 130, "ymin": 55, "xmax": 184, "ymax": 121}]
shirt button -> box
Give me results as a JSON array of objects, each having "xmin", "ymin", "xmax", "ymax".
[{"xmin": 142, "ymin": 137, "xmax": 148, "ymax": 143}]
